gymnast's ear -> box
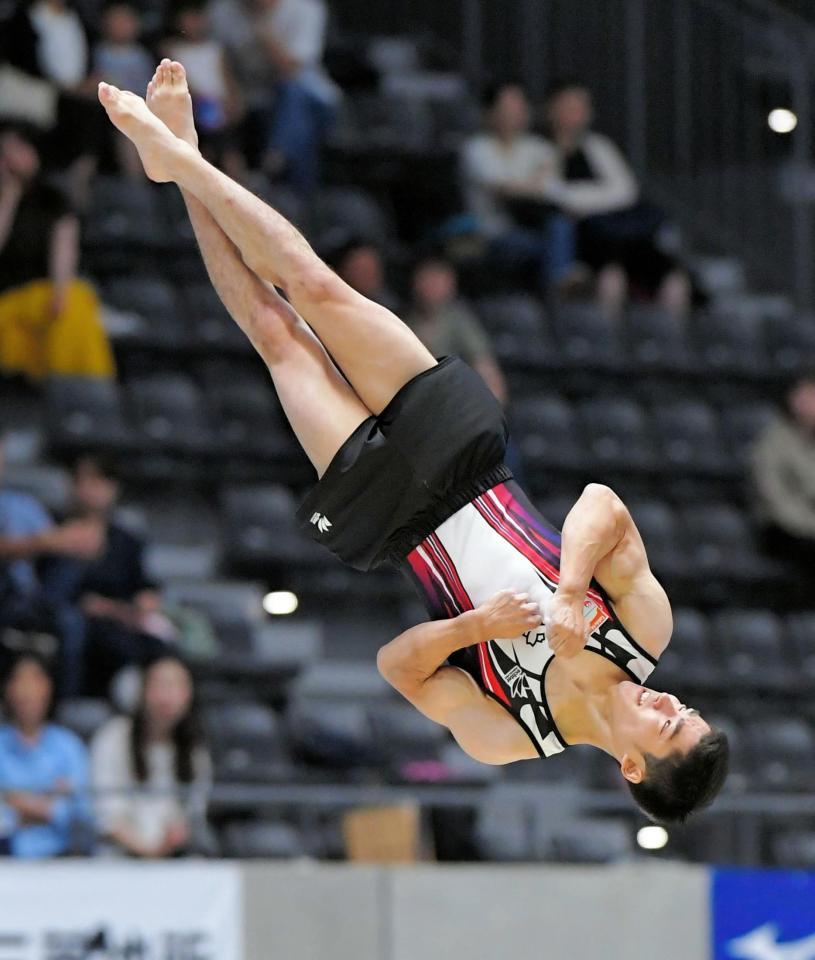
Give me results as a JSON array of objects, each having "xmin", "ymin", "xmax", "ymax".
[{"xmin": 620, "ymin": 754, "xmax": 644, "ymax": 784}]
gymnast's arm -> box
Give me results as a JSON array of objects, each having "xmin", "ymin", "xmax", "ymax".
[
  {"xmin": 377, "ymin": 591, "xmax": 541, "ymax": 764},
  {"xmin": 548, "ymin": 483, "xmax": 673, "ymax": 659}
]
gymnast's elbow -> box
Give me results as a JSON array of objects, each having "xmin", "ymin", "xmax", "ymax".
[
  {"xmin": 582, "ymin": 482, "xmax": 619, "ymax": 503},
  {"xmin": 376, "ymin": 640, "xmax": 417, "ymax": 694},
  {"xmin": 376, "ymin": 642, "xmax": 402, "ymax": 686},
  {"xmin": 582, "ymin": 482, "xmax": 628, "ymax": 516}
]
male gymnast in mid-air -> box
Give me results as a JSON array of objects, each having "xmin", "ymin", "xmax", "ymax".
[{"xmin": 98, "ymin": 62, "xmax": 728, "ymax": 825}]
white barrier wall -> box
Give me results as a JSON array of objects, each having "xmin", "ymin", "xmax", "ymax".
[
  {"xmin": 242, "ymin": 862, "xmax": 384, "ymax": 959},
  {"xmin": 242, "ymin": 861, "xmax": 709, "ymax": 960},
  {"xmin": 388, "ymin": 862, "xmax": 709, "ymax": 960},
  {"xmin": 0, "ymin": 860, "xmax": 710, "ymax": 960},
  {"xmin": 0, "ymin": 861, "xmax": 244, "ymax": 958}
]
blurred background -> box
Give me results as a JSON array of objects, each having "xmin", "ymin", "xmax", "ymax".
[{"xmin": 0, "ymin": 0, "xmax": 814, "ymax": 956}]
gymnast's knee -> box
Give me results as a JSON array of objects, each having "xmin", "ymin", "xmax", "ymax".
[{"xmin": 248, "ymin": 305, "xmax": 303, "ymax": 366}]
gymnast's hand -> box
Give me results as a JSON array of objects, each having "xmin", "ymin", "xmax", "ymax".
[
  {"xmin": 546, "ymin": 590, "xmax": 588, "ymax": 659},
  {"xmin": 477, "ymin": 589, "xmax": 541, "ymax": 640}
]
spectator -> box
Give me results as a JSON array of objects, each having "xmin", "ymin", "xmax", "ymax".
[
  {"xmin": 41, "ymin": 454, "xmax": 175, "ymax": 696},
  {"xmin": 94, "ymin": 2, "xmax": 153, "ymax": 94},
  {"xmin": 406, "ymin": 257, "xmax": 507, "ymax": 406},
  {"xmin": 543, "ymin": 78, "xmax": 691, "ymax": 316},
  {"xmin": 210, "ymin": 0, "xmax": 339, "ymax": 193},
  {"xmin": 0, "ymin": 125, "xmax": 115, "ymax": 383},
  {"xmin": 93, "ymin": 2, "xmax": 154, "ymax": 177},
  {"xmin": 163, "ymin": 2, "xmax": 245, "ymax": 175},
  {"xmin": 1, "ymin": 0, "xmax": 104, "ymax": 206},
  {"xmin": 752, "ymin": 372, "xmax": 815, "ymax": 573},
  {"xmin": 0, "ymin": 653, "xmax": 91, "ymax": 857},
  {"xmin": 0, "ymin": 438, "xmax": 102, "ymax": 697},
  {"xmin": 0, "ymin": 433, "xmax": 52, "ymax": 612},
  {"xmin": 90, "ymin": 654, "xmax": 211, "ymax": 858},
  {"xmin": 461, "ymin": 83, "xmax": 583, "ymax": 297},
  {"xmin": 333, "ymin": 240, "xmax": 401, "ymax": 314}
]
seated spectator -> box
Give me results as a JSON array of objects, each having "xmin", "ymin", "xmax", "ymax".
[
  {"xmin": 0, "ymin": 434, "xmax": 52, "ymax": 613},
  {"xmin": 94, "ymin": 2, "xmax": 153, "ymax": 95},
  {"xmin": 752, "ymin": 372, "xmax": 815, "ymax": 576},
  {"xmin": 0, "ymin": 125, "xmax": 115, "ymax": 383},
  {"xmin": 40, "ymin": 455, "xmax": 175, "ymax": 696},
  {"xmin": 406, "ymin": 257, "xmax": 507, "ymax": 406},
  {"xmin": 163, "ymin": 2, "xmax": 245, "ymax": 175},
  {"xmin": 210, "ymin": 0, "xmax": 339, "ymax": 193},
  {"xmin": 1, "ymin": 0, "xmax": 104, "ymax": 206},
  {"xmin": 543, "ymin": 79, "xmax": 691, "ymax": 316},
  {"xmin": 90, "ymin": 655, "xmax": 211, "ymax": 858},
  {"xmin": 332, "ymin": 240, "xmax": 401, "ymax": 314},
  {"xmin": 93, "ymin": 2, "xmax": 155, "ymax": 177},
  {"xmin": 0, "ymin": 653, "xmax": 91, "ymax": 858},
  {"xmin": 0, "ymin": 437, "xmax": 102, "ymax": 696},
  {"xmin": 461, "ymin": 83, "xmax": 582, "ymax": 296}
]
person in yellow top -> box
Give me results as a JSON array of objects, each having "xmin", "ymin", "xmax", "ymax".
[{"xmin": 0, "ymin": 124, "xmax": 115, "ymax": 382}]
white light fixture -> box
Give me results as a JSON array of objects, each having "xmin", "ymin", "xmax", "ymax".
[
  {"xmin": 637, "ymin": 825, "xmax": 669, "ymax": 850},
  {"xmin": 263, "ymin": 591, "xmax": 299, "ymax": 616},
  {"xmin": 768, "ymin": 108, "xmax": 798, "ymax": 134}
]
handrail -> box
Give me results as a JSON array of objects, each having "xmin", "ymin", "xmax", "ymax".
[
  {"xmin": 206, "ymin": 782, "xmax": 815, "ymax": 817},
  {"xmin": 6, "ymin": 781, "xmax": 808, "ymax": 816}
]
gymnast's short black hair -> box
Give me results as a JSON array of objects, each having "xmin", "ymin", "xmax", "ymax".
[{"xmin": 627, "ymin": 728, "xmax": 730, "ymax": 825}]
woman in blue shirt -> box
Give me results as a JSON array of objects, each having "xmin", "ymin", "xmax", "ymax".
[{"xmin": 0, "ymin": 653, "xmax": 91, "ymax": 857}]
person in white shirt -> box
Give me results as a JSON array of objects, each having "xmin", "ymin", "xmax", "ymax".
[
  {"xmin": 90, "ymin": 655, "xmax": 212, "ymax": 858},
  {"xmin": 544, "ymin": 79, "xmax": 691, "ymax": 317},
  {"xmin": 163, "ymin": 2, "xmax": 245, "ymax": 175},
  {"xmin": 3, "ymin": 0, "xmax": 102, "ymax": 204},
  {"xmin": 461, "ymin": 84, "xmax": 583, "ymax": 297},
  {"xmin": 209, "ymin": 0, "xmax": 338, "ymax": 193}
]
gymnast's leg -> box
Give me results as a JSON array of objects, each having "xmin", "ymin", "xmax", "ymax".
[
  {"xmin": 144, "ymin": 61, "xmax": 369, "ymax": 478},
  {"xmin": 99, "ymin": 71, "xmax": 436, "ymax": 417}
]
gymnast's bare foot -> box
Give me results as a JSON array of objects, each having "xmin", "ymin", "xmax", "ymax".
[
  {"xmin": 146, "ymin": 59, "xmax": 199, "ymax": 150},
  {"xmin": 97, "ymin": 82, "xmax": 188, "ymax": 183}
]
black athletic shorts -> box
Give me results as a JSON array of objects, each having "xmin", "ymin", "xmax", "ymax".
[{"xmin": 296, "ymin": 356, "xmax": 512, "ymax": 571}]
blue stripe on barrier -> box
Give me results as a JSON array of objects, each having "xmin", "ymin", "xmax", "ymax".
[{"xmin": 712, "ymin": 869, "xmax": 815, "ymax": 960}]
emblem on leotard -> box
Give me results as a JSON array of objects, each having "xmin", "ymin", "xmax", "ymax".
[
  {"xmin": 583, "ymin": 599, "xmax": 608, "ymax": 633},
  {"xmin": 504, "ymin": 664, "xmax": 526, "ymax": 698},
  {"xmin": 310, "ymin": 512, "xmax": 333, "ymax": 534}
]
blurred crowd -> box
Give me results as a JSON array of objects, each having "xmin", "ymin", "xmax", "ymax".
[
  {"xmin": 0, "ymin": 649, "xmax": 211, "ymax": 857},
  {"xmin": 0, "ymin": 439, "xmax": 213, "ymax": 858},
  {"xmin": 0, "ymin": 0, "xmax": 701, "ymax": 389}
]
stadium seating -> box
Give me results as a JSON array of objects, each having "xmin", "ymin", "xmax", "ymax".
[
  {"xmin": 47, "ymin": 377, "xmax": 135, "ymax": 456},
  {"xmin": 771, "ymin": 829, "xmax": 815, "ymax": 866},
  {"xmin": 625, "ymin": 305, "xmax": 690, "ymax": 371},
  {"xmin": 126, "ymin": 374, "xmax": 212, "ymax": 454},
  {"xmin": 746, "ymin": 718, "xmax": 815, "ymax": 791},
  {"xmin": 205, "ymin": 701, "xmax": 295, "ymax": 784},
  {"xmin": 221, "ymin": 820, "xmax": 305, "ymax": 859},
  {"xmin": 577, "ymin": 398, "xmax": 654, "ymax": 471}
]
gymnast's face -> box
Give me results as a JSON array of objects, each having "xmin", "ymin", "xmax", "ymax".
[{"xmin": 610, "ymin": 681, "xmax": 711, "ymax": 784}]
